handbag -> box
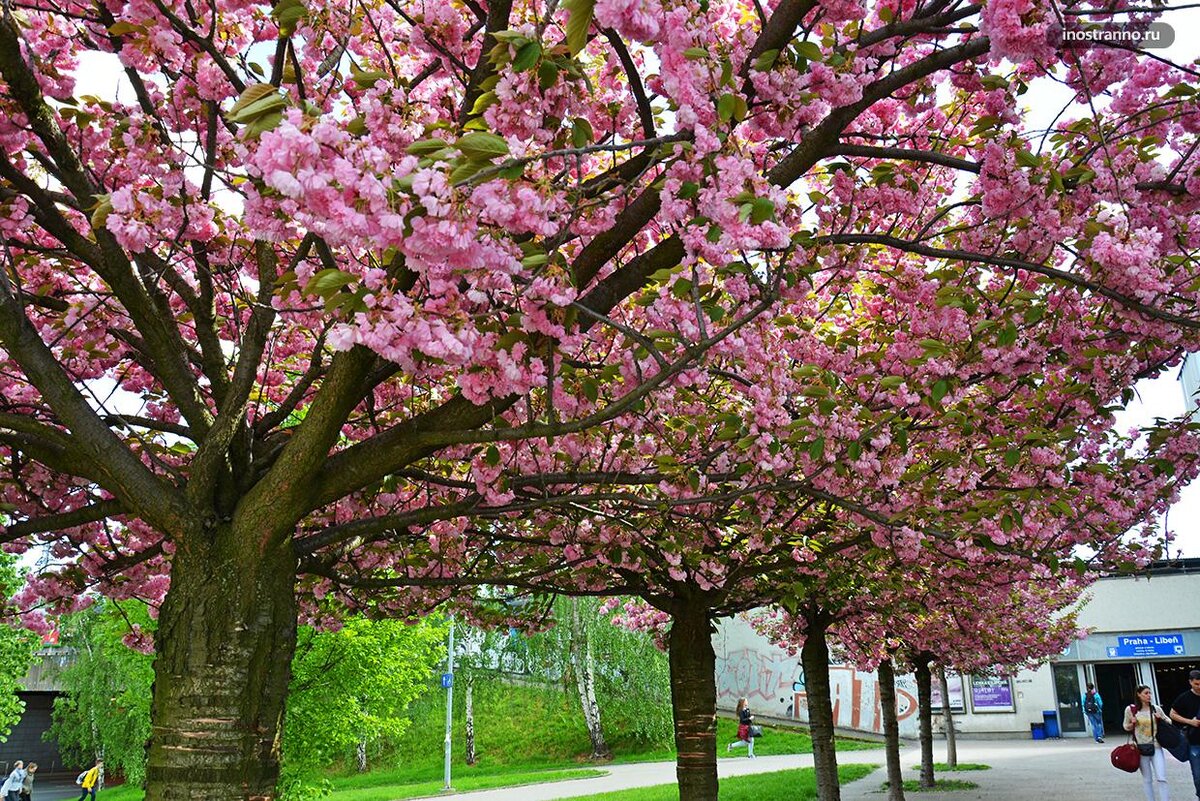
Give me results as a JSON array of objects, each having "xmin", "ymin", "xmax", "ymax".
[
  {"xmin": 1156, "ymin": 719, "xmax": 1191, "ymax": 763},
  {"xmin": 748, "ymin": 724, "xmax": 763, "ymax": 738},
  {"xmin": 1111, "ymin": 741, "xmax": 1141, "ymax": 772}
]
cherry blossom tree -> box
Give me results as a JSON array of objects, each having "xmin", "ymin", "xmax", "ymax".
[{"xmin": 3, "ymin": 0, "xmax": 1200, "ymax": 799}]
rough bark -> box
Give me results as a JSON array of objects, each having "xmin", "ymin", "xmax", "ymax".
[
  {"xmin": 878, "ymin": 658, "xmax": 905, "ymax": 801},
  {"xmin": 937, "ymin": 667, "xmax": 957, "ymax": 768},
  {"xmin": 801, "ymin": 613, "xmax": 840, "ymax": 801},
  {"xmin": 144, "ymin": 521, "xmax": 298, "ymax": 800},
  {"xmin": 667, "ymin": 602, "xmax": 717, "ymax": 801},
  {"xmin": 571, "ymin": 598, "xmax": 612, "ymax": 760},
  {"xmin": 465, "ymin": 672, "xmax": 476, "ymax": 766},
  {"xmin": 913, "ymin": 655, "xmax": 935, "ymax": 789}
]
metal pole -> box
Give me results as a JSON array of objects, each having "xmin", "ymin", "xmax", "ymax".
[{"xmin": 443, "ymin": 616, "xmax": 455, "ymax": 791}]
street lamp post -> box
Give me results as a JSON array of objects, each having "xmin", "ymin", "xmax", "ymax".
[{"xmin": 443, "ymin": 616, "xmax": 455, "ymax": 791}]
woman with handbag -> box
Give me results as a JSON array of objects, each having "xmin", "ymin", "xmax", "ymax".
[
  {"xmin": 1124, "ymin": 685, "xmax": 1172, "ymax": 801},
  {"xmin": 726, "ymin": 697, "xmax": 756, "ymax": 758}
]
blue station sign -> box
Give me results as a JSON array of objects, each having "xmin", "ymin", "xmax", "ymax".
[{"xmin": 1107, "ymin": 633, "xmax": 1185, "ymax": 658}]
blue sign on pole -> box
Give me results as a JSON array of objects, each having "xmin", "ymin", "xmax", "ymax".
[
  {"xmin": 1106, "ymin": 633, "xmax": 1185, "ymax": 658},
  {"xmin": 441, "ymin": 672, "xmax": 454, "ymax": 689}
]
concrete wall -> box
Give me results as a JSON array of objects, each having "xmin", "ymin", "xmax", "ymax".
[
  {"xmin": 1181, "ymin": 354, "xmax": 1199, "ymax": 412},
  {"xmin": 715, "ymin": 614, "xmax": 1062, "ymax": 740},
  {"xmin": 0, "ymin": 692, "xmax": 65, "ymax": 776}
]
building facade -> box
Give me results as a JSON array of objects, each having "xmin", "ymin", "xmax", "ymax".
[{"xmin": 715, "ymin": 559, "xmax": 1200, "ymax": 739}]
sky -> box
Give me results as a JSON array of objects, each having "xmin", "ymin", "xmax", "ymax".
[{"xmin": 62, "ymin": 3, "xmax": 1200, "ymax": 559}]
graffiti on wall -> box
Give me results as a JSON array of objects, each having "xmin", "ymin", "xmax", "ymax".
[{"xmin": 716, "ymin": 647, "xmax": 917, "ymax": 734}]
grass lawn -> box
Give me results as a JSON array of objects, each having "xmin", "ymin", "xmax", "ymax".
[
  {"xmin": 566, "ymin": 764, "xmax": 879, "ymax": 801},
  {"xmin": 887, "ymin": 779, "xmax": 980, "ymax": 792},
  {"xmin": 909, "ymin": 763, "xmax": 990, "ymax": 771}
]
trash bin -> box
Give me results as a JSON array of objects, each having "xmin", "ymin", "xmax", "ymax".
[
  {"xmin": 1031, "ymin": 722, "xmax": 1047, "ymax": 740},
  {"xmin": 1043, "ymin": 710, "xmax": 1060, "ymax": 738}
]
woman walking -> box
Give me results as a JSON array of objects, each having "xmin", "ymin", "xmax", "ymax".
[
  {"xmin": 1, "ymin": 761, "xmax": 25, "ymax": 801},
  {"xmin": 726, "ymin": 697, "xmax": 756, "ymax": 758},
  {"xmin": 17, "ymin": 763, "xmax": 35, "ymax": 801},
  {"xmin": 1123, "ymin": 685, "xmax": 1171, "ymax": 801}
]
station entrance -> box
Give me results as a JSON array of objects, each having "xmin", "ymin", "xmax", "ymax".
[
  {"xmin": 1153, "ymin": 660, "xmax": 1200, "ymax": 712},
  {"xmin": 1094, "ymin": 662, "xmax": 1138, "ymax": 736}
]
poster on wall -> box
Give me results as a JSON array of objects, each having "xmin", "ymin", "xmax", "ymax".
[
  {"xmin": 970, "ymin": 675, "xmax": 1015, "ymax": 713},
  {"xmin": 930, "ymin": 673, "xmax": 966, "ymax": 713}
]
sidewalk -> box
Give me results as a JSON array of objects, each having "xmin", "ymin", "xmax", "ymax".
[
  {"xmin": 435, "ymin": 749, "xmax": 887, "ymax": 801},
  {"xmin": 841, "ymin": 738, "xmax": 1199, "ymax": 801},
  {"xmin": 437, "ymin": 738, "xmax": 1198, "ymax": 801}
]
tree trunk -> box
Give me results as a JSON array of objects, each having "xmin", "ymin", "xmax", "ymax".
[
  {"xmin": 801, "ymin": 613, "xmax": 841, "ymax": 801},
  {"xmin": 914, "ymin": 655, "xmax": 935, "ymax": 790},
  {"xmin": 356, "ymin": 738, "xmax": 367, "ymax": 773},
  {"xmin": 937, "ymin": 667, "xmax": 957, "ymax": 768},
  {"xmin": 878, "ymin": 659, "xmax": 905, "ymax": 801},
  {"xmin": 465, "ymin": 671, "xmax": 476, "ymax": 766},
  {"xmin": 571, "ymin": 598, "xmax": 612, "ymax": 760},
  {"xmin": 145, "ymin": 523, "xmax": 298, "ymax": 800},
  {"xmin": 667, "ymin": 601, "xmax": 717, "ymax": 801}
]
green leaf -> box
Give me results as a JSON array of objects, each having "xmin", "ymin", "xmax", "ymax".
[
  {"xmin": 485, "ymin": 445, "xmax": 501, "ymax": 466},
  {"xmin": 571, "ymin": 116, "xmax": 594, "ymax": 148},
  {"xmin": 683, "ymin": 46, "xmax": 708, "ymax": 60},
  {"xmin": 563, "ymin": 0, "xmax": 595, "ymax": 56},
  {"xmin": 538, "ymin": 61, "xmax": 559, "ymax": 90},
  {"xmin": 512, "ymin": 40, "xmax": 542, "ymax": 72},
  {"xmin": 717, "ymin": 93, "xmax": 736, "ymax": 123},
  {"xmin": 90, "ymin": 194, "xmax": 113, "ymax": 230},
  {"xmin": 407, "ymin": 138, "xmax": 450, "ymax": 156},
  {"xmin": 304, "ymin": 268, "xmax": 357, "ymax": 298},
  {"xmin": 749, "ymin": 197, "xmax": 775, "ymax": 224},
  {"xmin": 752, "ymin": 49, "xmax": 780, "ymax": 72},
  {"xmin": 449, "ymin": 159, "xmax": 486, "ymax": 185},
  {"xmin": 878, "ymin": 375, "xmax": 905, "ymax": 390},
  {"xmin": 581, "ymin": 378, "xmax": 599, "ymax": 403},
  {"xmin": 270, "ymin": 0, "xmax": 307, "ymax": 36},
  {"xmin": 1015, "ymin": 149, "xmax": 1041, "ymax": 169},
  {"xmin": 457, "ymin": 131, "xmax": 509, "ymax": 160},
  {"xmin": 794, "ymin": 41, "xmax": 822, "ymax": 61},
  {"xmin": 1004, "ymin": 449, "xmax": 1021, "ymax": 467},
  {"xmin": 678, "ymin": 181, "xmax": 699, "ymax": 199},
  {"xmin": 228, "ymin": 84, "xmax": 286, "ymax": 122},
  {"xmin": 930, "ymin": 379, "xmax": 950, "ymax": 403},
  {"xmin": 470, "ymin": 91, "xmax": 499, "ymax": 116},
  {"xmin": 808, "ymin": 437, "xmax": 826, "ymax": 460},
  {"xmin": 997, "ymin": 322, "xmax": 1018, "ymax": 347}
]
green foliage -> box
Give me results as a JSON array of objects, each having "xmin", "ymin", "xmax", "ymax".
[
  {"xmin": 0, "ymin": 553, "xmax": 38, "ymax": 741},
  {"xmin": 566, "ymin": 764, "xmax": 878, "ymax": 801},
  {"xmin": 49, "ymin": 600, "xmax": 155, "ymax": 784},
  {"xmin": 520, "ymin": 597, "xmax": 674, "ymax": 747},
  {"xmin": 283, "ymin": 616, "xmax": 448, "ymax": 773},
  {"xmin": 911, "ymin": 762, "xmax": 991, "ymax": 771}
]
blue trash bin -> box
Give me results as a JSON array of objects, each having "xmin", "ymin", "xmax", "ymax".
[
  {"xmin": 1043, "ymin": 710, "xmax": 1060, "ymax": 738},
  {"xmin": 1031, "ymin": 722, "xmax": 1046, "ymax": 740}
]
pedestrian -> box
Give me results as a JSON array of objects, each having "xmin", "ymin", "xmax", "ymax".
[
  {"xmin": 726, "ymin": 697, "xmax": 756, "ymax": 758},
  {"xmin": 1, "ymin": 761, "xmax": 25, "ymax": 801},
  {"xmin": 1169, "ymin": 669, "xmax": 1200, "ymax": 801},
  {"xmin": 1083, "ymin": 682, "xmax": 1105, "ymax": 743},
  {"xmin": 1125, "ymin": 685, "xmax": 1172, "ymax": 801},
  {"xmin": 18, "ymin": 763, "xmax": 35, "ymax": 801},
  {"xmin": 76, "ymin": 759, "xmax": 102, "ymax": 801}
]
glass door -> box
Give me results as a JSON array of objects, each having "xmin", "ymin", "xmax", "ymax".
[{"xmin": 1053, "ymin": 663, "xmax": 1086, "ymax": 733}]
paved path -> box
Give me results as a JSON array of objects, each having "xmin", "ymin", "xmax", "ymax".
[{"xmin": 437, "ymin": 739, "xmax": 1199, "ymax": 801}]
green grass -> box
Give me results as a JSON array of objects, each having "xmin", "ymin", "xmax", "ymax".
[
  {"xmin": 76, "ymin": 681, "xmax": 880, "ymax": 801},
  {"xmin": 887, "ymin": 779, "xmax": 980, "ymax": 792},
  {"xmin": 567, "ymin": 764, "xmax": 878, "ymax": 801},
  {"xmin": 909, "ymin": 763, "xmax": 990, "ymax": 771},
  {"xmin": 325, "ymin": 768, "xmax": 605, "ymax": 800}
]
